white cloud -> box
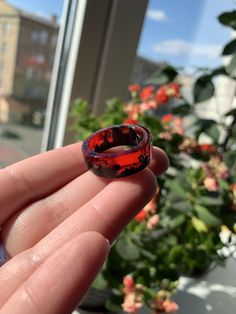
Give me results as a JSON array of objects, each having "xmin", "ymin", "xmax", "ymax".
[
  {"xmin": 146, "ymin": 9, "xmax": 168, "ymax": 22},
  {"xmin": 152, "ymin": 39, "xmax": 222, "ymax": 59}
]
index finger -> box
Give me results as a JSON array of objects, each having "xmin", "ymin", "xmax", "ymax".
[{"xmin": 0, "ymin": 143, "xmax": 87, "ymax": 225}]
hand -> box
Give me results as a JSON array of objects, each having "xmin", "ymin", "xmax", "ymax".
[{"xmin": 0, "ymin": 143, "xmax": 168, "ymax": 314}]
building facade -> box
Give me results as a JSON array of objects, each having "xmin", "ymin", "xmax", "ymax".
[{"xmin": 0, "ymin": 0, "xmax": 58, "ymax": 102}]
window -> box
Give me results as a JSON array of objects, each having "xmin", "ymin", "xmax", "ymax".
[
  {"xmin": 1, "ymin": 22, "xmax": 12, "ymax": 35},
  {"xmin": 2, "ymin": 22, "xmax": 12, "ymax": 35},
  {"xmin": 40, "ymin": 31, "xmax": 48, "ymax": 44},
  {"xmin": 125, "ymin": 1, "xmax": 236, "ymax": 313},
  {"xmin": 130, "ymin": 0, "xmax": 234, "ymax": 89},
  {"xmin": 51, "ymin": 34, "xmax": 58, "ymax": 48},
  {"xmin": 0, "ymin": 2, "xmax": 235, "ymax": 313},
  {"xmin": 0, "ymin": 60, "xmax": 4, "ymax": 71},
  {"xmin": 31, "ymin": 30, "xmax": 48, "ymax": 44},
  {"xmin": 31, "ymin": 30, "xmax": 38, "ymax": 42},
  {"xmin": 1, "ymin": 42, "xmax": 7, "ymax": 55},
  {"xmin": 25, "ymin": 67, "xmax": 33, "ymax": 79},
  {"xmin": 44, "ymin": 0, "xmax": 147, "ymax": 149},
  {"xmin": 0, "ymin": 0, "xmax": 64, "ymax": 167}
]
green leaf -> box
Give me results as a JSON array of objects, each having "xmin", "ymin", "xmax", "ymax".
[
  {"xmin": 218, "ymin": 179, "xmax": 230, "ymax": 190},
  {"xmin": 222, "ymin": 39, "xmax": 236, "ymax": 55},
  {"xmin": 168, "ymin": 246, "xmax": 183, "ymax": 263},
  {"xmin": 160, "ymin": 278, "xmax": 171, "ymax": 289},
  {"xmin": 191, "ymin": 216, "xmax": 208, "ymax": 233},
  {"xmin": 194, "ymin": 75, "xmax": 215, "ymax": 103},
  {"xmin": 165, "ymin": 180, "xmax": 187, "ymax": 197},
  {"xmin": 194, "ymin": 119, "xmax": 218, "ymax": 140},
  {"xmin": 205, "ymin": 124, "xmax": 220, "ymax": 144},
  {"xmin": 105, "ymin": 298, "xmax": 122, "ymax": 313},
  {"xmin": 197, "ymin": 196, "xmax": 223, "ymax": 206},
  {"xmin": 194, "ymin": 205, "xmax": 221, "ymax": 227},
  {"xmin": 198, "ymin": 119, "xmax": 217, "ymax": 128},
  {"xmin": 169, "ymin": 214, "xmax": 186, "ymax": 227},
  {"xmin": 116, "ymin": 238, "xmax": 140, "ymax": 260},
  {"xmin": 218, "ymin": 11, "xmax": 236, "ymax": 30},
  {"xmin": 226, "ymin": 53, "xmax": 236, "ymax": 78},
  {"xmin": 93, "ymin": 272, "xmax": 108, "ymax": 290},
  {"xmin": 210, "ymin": 66, "xmax": 227, "ymax": 77},
  {"xmin": 106, "ymin": 97, "xmax": 123, "ymax": 110},
  {"xmin": 225, "ymin": 108, "xmax": 236, "ymax": 117},
  {"xmin": 140, "ymin": 115, "xmax": 164, "ymax": 133},
  {"xmin": 172, "ymin": 201, "xmax": 192, "ymax": 213},
  {"xmin": 172, "ymin": 103, "xmax": 192, "ymax": 116},
  {"xmin": 140, "ymin": 248, "xmax": 156, "ymax": 261},
  {"xmin": 147, "ymin": 65, "xmax": 178, "ymax": 85},
  {"xmin": 223, "ymin": 150, "xmax": 236, "ymax": 168}
]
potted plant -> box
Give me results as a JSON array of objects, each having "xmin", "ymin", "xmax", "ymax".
[{"xmin": 71, "ymin": 10, "xmax": 236, "ymax": 314}]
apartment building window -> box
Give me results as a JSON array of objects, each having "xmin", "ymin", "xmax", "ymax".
[
  {"xmin": 0, "ymin": 42, "xmax": 7, "ymax": 55},
  {"xmin": 31, "ymin": 30, "xmax": 38, "ymax": 42},
  {"xmin": 1, "ymin": 22, "xmax": 11, "ymax": 35},
  {"xmin": 0, "ymin": 79, "xmax": 3, "ymax": 95},
  {"xmin": 25, "ymin": 67, "xmax": 33, "ymax": 79},
  {"xmin": 31, "ymin": 30, "xmax": 48, "ymax": 45},
  {"xmin": 0, "ymin": 60, "xmax": 4, "ymax": 71},
  {"xmin": 40, "ymin": 31, "xmax": 48, "ymax": 44},
  {"xmin": 51, "ymin": 34, "xmax": 58, "ymax": 48}
]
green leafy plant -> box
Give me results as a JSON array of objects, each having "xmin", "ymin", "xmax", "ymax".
[{"xmin": 72, "ymin": 10, "xmax": 236, "ymax": 314}]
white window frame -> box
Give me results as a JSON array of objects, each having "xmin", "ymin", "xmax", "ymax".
[{"xmin": 41, "ymin": 0, "xmax": 148, "ymax": 151}]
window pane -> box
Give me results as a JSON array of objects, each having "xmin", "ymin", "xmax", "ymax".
[
  {"xmin": 130, "ymin": 0, "xmax": 236, "ymax": 120},
  {"xmin": 128, "ymin": 1, "xmax": 236, "ymax": 313},
  {"xmin": 0, "ymin": 0, "xmax": 64, "ymax": 167}
]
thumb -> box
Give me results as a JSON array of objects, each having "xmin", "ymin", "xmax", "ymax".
[{"xmin": 1, "ymin": 232, "xmax": 110, "ymax": 314}]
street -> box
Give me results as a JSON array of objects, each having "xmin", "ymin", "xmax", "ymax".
[{"xmin": 0, "ymin": 123, "xmax": 43, "ymax": 167}]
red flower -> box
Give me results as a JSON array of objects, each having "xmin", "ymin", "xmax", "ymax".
[
  {"xmin": 128, "ymin": 84, "xmax": 141, "ymax": 93},
  {"xmin": 135, "ymin": 210, "xmax": 147, "ymax": 222},
  {"xmin": 156, "ymin": 86, "xmax": 169, "ymax": 104},
  {"xmin": 140, "ymin": 86, "xmax": 155, "ymax": 101},
  {"xmin": 123, "ymin": 275, "xmax": 135, "ymax": 289},
  {"xmin": 162, "ymin": 299, "xmax": 179, "ymax": 313},
  {"xmin": 161, "ymin": 114, "xmax": 173, "ymax": 123},
  {"xmin": 231, "ymin": 183, "xmax": 236, "ymax": 192},
  {"xmin": 196, "ymin": 144, "xmax": 216, "ymax": 154},
  {"xmin": 168, "ymin": 82, "xmax": 181, "ymax": 98},
  {"xmin": 123, "ymin": 118, "xmax": 139, "ymax": 125}
]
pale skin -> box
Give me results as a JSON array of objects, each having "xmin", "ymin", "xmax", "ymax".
[{"xmin": 0, "ymin": 142, "xmax": 169, "ymax": 314}]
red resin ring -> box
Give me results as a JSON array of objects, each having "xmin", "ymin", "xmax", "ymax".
[{"xmin": 82, "ymin": 124, "xmax": 152, "ymax": 178}]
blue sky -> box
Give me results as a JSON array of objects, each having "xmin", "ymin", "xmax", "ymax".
[
  {"xmin": 9, "ymin": 0, "xmax": 64, "ymax": 20},
  {"xmin": 8, "ymin": 0, "xmax": 236, "ymax": 69},
  {"xmin": 139, "ymin": 0, "xmax": 236, "ymax": 68}
]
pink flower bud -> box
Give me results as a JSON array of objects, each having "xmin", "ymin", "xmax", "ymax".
[
  {"xmin": 162, "ymin": 299, "xmax": 179, "ymax": 313},
  {"xmin": 203, "ymin": 177, "xmax": 218, "ymax": 191},
  {"xmin": 147, "ymin": 214, "xmax": 160, "ymax": 230},
  {"xmin": 123, "ymin": 275, "xmax": 135, "ymax": 289}
]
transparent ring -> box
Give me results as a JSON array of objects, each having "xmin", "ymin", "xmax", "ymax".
[{"xmin": 82, "ymin": 124, "xmax": 152, "ymax": 178}]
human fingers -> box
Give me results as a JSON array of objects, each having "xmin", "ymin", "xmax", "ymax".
[
  {"xmin": 0, "ymin": 168, "xmax": 158, "ymax": 303},
  {"xmin": 0, "ymin": 232, "xmax": 109, "ymax": 314},
  {"xmin": 2, "ymin": 171, "xmax": 110, "ymax": 256},
  {"xmin": 2, "ymin": 147, "xmax": 168, "ymax": 256},
  {"xmin": 36, "ymin": 168, "xmax": 158, "ymax": 246},
  {"xmin": 149, "ymin": 147, "xmax": 169, "ymax": 176},
  {"xmin": 0, "ymin": 142, "xmax": 86, "ymax": 225}
]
